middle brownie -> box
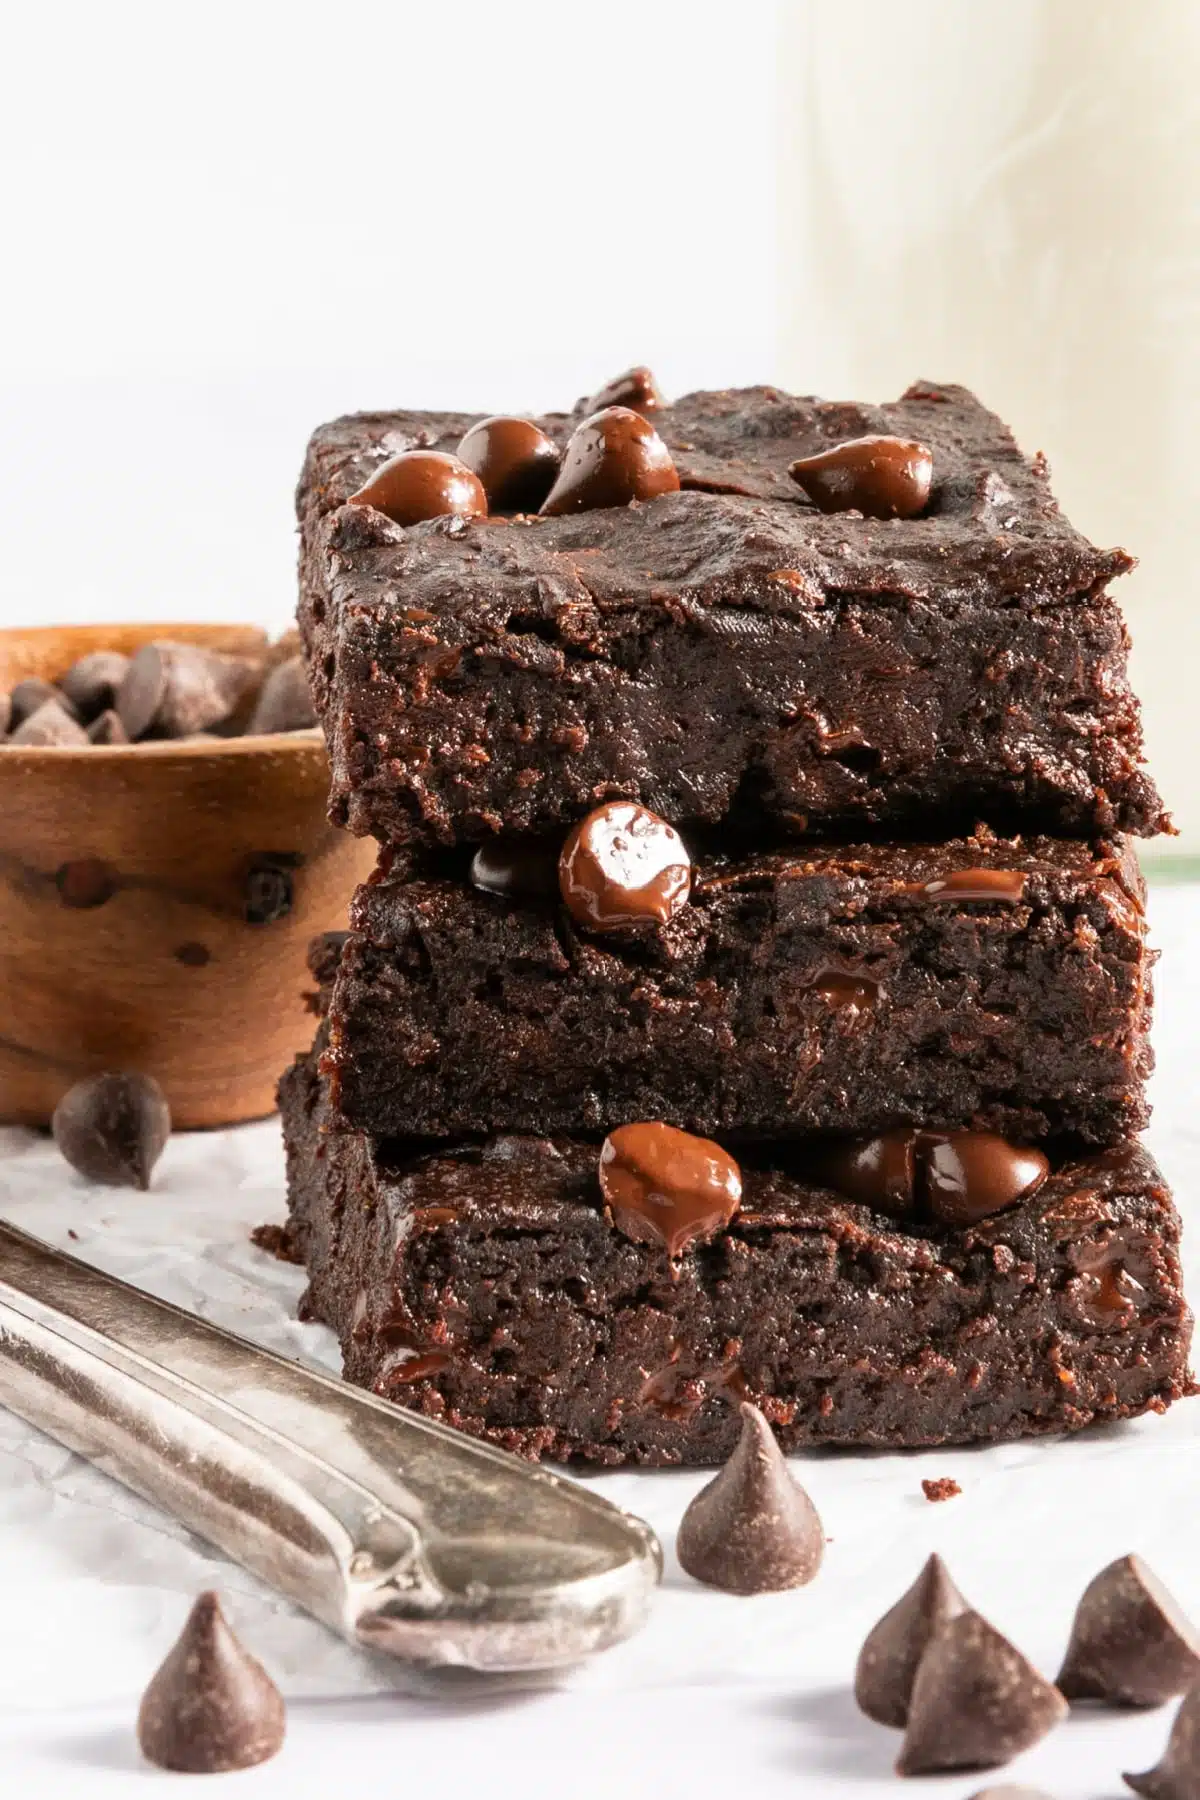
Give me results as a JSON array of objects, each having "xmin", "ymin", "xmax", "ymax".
[{"xmin": 323, "ymin": 830, "xmax": 1152, "ymax": 1147}]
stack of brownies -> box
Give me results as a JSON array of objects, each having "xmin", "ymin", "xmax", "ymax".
[{"xmin": 281, "ymin": 369, "xmax": 1191, "ymax": 1465}]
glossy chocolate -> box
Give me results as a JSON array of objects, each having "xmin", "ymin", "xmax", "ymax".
[
  {"xmin": 598, "ymin": 1120, "xmax": 742, "ymax": 1257},
  {"xmin": 920, "ymin": 868, "xmax": 1027, "ymax": 903},
  {"xmin": 897, "ymin": 1609, "xmax": 1067, "ymax": 1775},
  {"xmin": 137, "ymin": 1592, "xmax": 285, "ymax": 1774},
  {"xmin": 457, "ymin": 416, "xmax": 560, "ymax": 512},
  {"xmin": 809, "ymin": 966, "xmax": 881, "ymax": 1018},
  {"xmin": 470, "ymin": 838, "xmax": 560, "ymax": 900},
  {"xmin": 1058, "ymin": 1556, "xmax": 1200, "ymax": 1708},
  {"xmin": 583, "ymin": 365, "xmax": 665, "ymax": 416},
  {"xmin": 811, "ymin": 1129, "xmax": 918, "ymax": 1218},
  {"xmin": 676, "ymin": 1402, "xmax": 824, "ymax": 1593},
  {"xmin": 349, "ymin": 449, "xmax": 487, "ymax": 526},
  {"xmin": 856, "ymin": 1554, "xmax": 968, "ymax": 1728},
  {"xmin": 559, "ymin": 801, "xmax": 691, "ymax": 930},
  {"xmin": 540, "ymin": 406, "xmax": 680, "ymax": 516},
  {"xmin": 923, "ymin": 1131, "xmax": 1050, "ymax": 1227},
  {"xmin": 789, "ymin": 434, "xmax": 933, "ymax": 520}
]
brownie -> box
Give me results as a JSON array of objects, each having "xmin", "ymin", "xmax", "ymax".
[
  {"xmin": 297, "ymin": 381, "xmax": 1167, "ymax": 849},
  {"xmin": 319, "ymin": 832, "xmax": 1153, "ymax": 1147},
  {"xmin": 279, "ymin": 1038, "xmax": 1192, "ymax": 1467}
]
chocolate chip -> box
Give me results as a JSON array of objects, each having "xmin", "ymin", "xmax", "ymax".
[
  {"xmin": 1058, "ymin": 1556, "xmax": 1200, "ymax": 1707},
  {"xmin": 789, "ymin": 435, "xmax": 933, "ymax": 520},
  {"xmin": 8, "ymin": 698, "xmax": 89, "ymax": 746},
  {"xmin": 855, "ymin": 1553, "xmax": 968, "ymax": 1728},
  {"xmin": 52, "ymin": 1071, "xmax": 171, "ymax": 1190},
  {"xmin": 136, "ymin": 1592, "xmax": 285, "ymax": 1774},
  {"xmin": 582, "ymin": 365, "xmax": 666, "ymax": 416},
  {"xmin": 86, "ymin": 708, "xmax": 131, "ymax": 745},
  {"xmin": 116, "ymin": 642, "xmax": 261, "ymax": 740},
  {"xmin": 559, "ymin": 801, "xmax": 691, "ymax": 931},
  {"xmin": 470, "ymin": 839, "xmax": 560, "ymax": 900},
  {"xmin": 920, "ymin": 868, "xmax": 1027, "ymax": 903},
  {"xmin": 457, "ymin": 416, "xmax": 560, "ymax": 512},
  {"xmin": 809, "ymin": 966, "xmax": 881, "ymax": 1018},
  {"xmin": 1126, "ymin": 1685, "xmax": 1200, "ymax": 1800},
  {"xmin": 9, "ymin": 677, "xmax": 75, "ymax": 727},
  {"xmin": 598, "ymin": 1120, "xmax": 742, "ymax": 1257},
  {"xmin": 244, "ymin": 856, "xmax": 295, "ymax": 925},
  {"xmin": 245, "ymin": 657, "xmax": 317, "ymax": 735},
  {"xmin": 55, "ymin": 857, "xmax": 119, "ymax": 908},
  {"xmin": 349, "ymin": 449, "xmax": 487, "ymax": 526},
  {"xmin": 810, "ymin": 1129, "xmax": 918, "ymax": 1218},
  {"xmin": 923, "ymin": 1131, "xmax": 1050, "ymax": 1227},
  {"xmin": 676, "ymin": 1401, "xmax": 824, "ymax": 1594},
  {"xmin": 896, "ymin": 1609, "xmax": 1067, "ymax": 1775},
  {"xmin": 540, "ymin": 407, "xmax": 680, "ymax": 516},
  {"xmin": 58, "ymin": 650, "xmax": 131, "ymax": 721}
]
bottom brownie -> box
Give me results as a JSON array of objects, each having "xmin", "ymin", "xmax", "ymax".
[{"xmin": 279, "ymin": 1043, "xmax": 1192, "ymax": 1467}]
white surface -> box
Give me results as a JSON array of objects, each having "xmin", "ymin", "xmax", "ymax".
[{"xmin": 0, "ymin": 883, "xmax": 1195, "ymax": 1794}]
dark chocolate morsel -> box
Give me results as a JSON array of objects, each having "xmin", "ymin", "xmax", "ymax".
[
  {"xmin": 86, "ymin": 708, "xmax": 131, "ymax": 745},
  {"xmin": 116, "ymin": 642, "xmax": 261, "ymax": 740},
  {"xmin": 245, "ymin": 657, "xmax": 317, "ymax": 735},
  {"xmin": 599, "ymin": 1121, "xmax": 742, "ymax": 1257},
  {"xmin": 348, "ymin": 449, "xmax": 487, "ymax": 526},
  {"xmin": 9, "ymin": 677, "xmax": 75, "ymax": 727},
  {"xmin": 920, "ymin": 868, "xmax": 1027, "ymax": 903},
  {"xmin": 809, "ymin": 1129, "xmax": 918, "ymax": 1219},
  {"xmin": 470, "ymin": 839, "xmax": 560, "ymax": 900},
  {"xmin": 922, "ymin": 1131, "xmax": 1050, "ymax": 1227},
  {"xmin": 540, "ymin": 407, "xmax": 680, "ymax": 516},
  {"xmin": 855, "ymin": 1553, "xmax": 968, "ymax": 1728},
  {"xmin": 896, "ymin": 1609, "xmax": 1067, "ymax": 1776},
  {"xmin": 244, "ymin": 857, "xmax": 295, "ymax": 925},
  {"xmin": 1126, "ymin": 1685, "xmax": 1200, "ymax": 1800},
  {"xmin": 136, "ymin": 1591, "xmax": 285, "ymax": 1774},
  {"xmin": 676, "ymin": 1401, "xmax": 824, "ymax": 1594},
  {"xmin": 1058, "ymin": 1555, "xmax": 1200, "ymax": 1707},
  {"xmin": 8, "ymin": 698, "xmax": 89, "ymax": 746},
  {"xmin": 789, "ymin": 435, "xmax": 933, "ymax": 520},
  {"xmin": 809, "ymin": 966, "xmax": 881, "ymax": 1018},
  {"xmin": 559, "ymin": 801, "xmax": 691, "ymax": 930},
  {"xmin": 59, "ymin": 650, "xmax": 131, "ymax": 721},
  {"xmin": 457, "ymin": 416, "xmax": 560, "ymax": 512},
  {"xmin": 51, "ymin": 1071, "xmax": 171, "ymax": 1190},
  {"xmin": 583, "ymin": 365, "xmax": 666, "ymax": 416},
  {"xmin": 56, "ymin": 858, "xmax": 119, "ymax": 908}
]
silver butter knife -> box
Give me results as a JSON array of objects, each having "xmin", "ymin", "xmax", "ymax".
[{"xmin": 0, "ymin": 1219, "xmax": 660, "ymax": 1671}]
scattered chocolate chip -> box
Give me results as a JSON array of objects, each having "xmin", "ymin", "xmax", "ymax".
[
  {"xmin": 8, "ymin": 697, "xmax": 90, "ymax": 746},
  {"xmin": 470, "ymin": 839, "xmax": 559, "ymax": 900},
  {"xmin": 920, "ymin": 868, "xmax": 1027, "ymax": 903},
  {"xmin": 136, "ymin": 1591, "xmax": 285, "ymax": 1774},
  {"xmin": 116, "ymin": 642, "xmax": 261, "ymax": 740},
  {"xmin": 9, "ymin": 677, "xmax": 74, "ymax": 727},
  {"xmin": 809, "ymin": 966, "xmax": 881, "ymax": 1018},
  {"xmin": 540, "ymin": 406, "xmax": 680, "ymax": 515},
  {"xmin": 244, "ymin": 857, "xmax": 295, "ymax": 925},
  {"xmin": 55, "ymin": 857, "xmax": 120, "ymax": 908},
  {"xmin": 810, "ymin": 1129, "xmax": 918, "ymax": 1218},
  {"xmin": 559, "ymin": 801, "xmax": 691, "ymax": 930},
  {"xmin": 676, "ymin": 1401, "xmax": 824, "ymax": 1594},
  {"xmin": 348, "ymin": 449, "xmax": 488, "ymax": 526},
  {"xmin": 86, "ymin": 708, "xmax": 131, "ymax": 745},
  {"xmin": 245, "ymin": 657, "xmax": 317, "ymax": 735},
  {"xmin": 51, "ymin": 1071, "xmax": 171, "ymax": 1190},
  {"xmin": 1126, "ymin": 1685, "xmax": 1200, "ymax": 1800},
  {"xmin": 789, "ymin": 435, "xmax": 933, "ymax": 520},
  {"xmin": 59, "ymin": 650, "xmax": 131, "ymax": 720},
  {"xmin": 599, "ymin": 1120, "xmax": 742, "ymax": 1257},
  {"xmin": 896, "ymin": 1609, "xmax": 1067, "ymax": 1776},
  {"xmin": 923, "ymin": 1131, "xmax": 1049, "ymax": 1227},
  {"xmin": 457, "ymin": 416, "xmax": 560, "ymax": 512},
  {"xmin": 1057, "ymin": 1556, "xmax": 1200, "ymax": 1707},
  {"xmin": 582, "ymin": 365, "xmax": 666, "ymax": 416},
  {"xmin": 922, "ymin": 1477, "xmax": 962, "ymax": 1503},
  {"xmin": 855, "ymin": 1554, "xmax": 968, "ymax": 1728},
  {"xmin": 250, "ymin": 1222, "xmax": 302, "ymax": 1265}
]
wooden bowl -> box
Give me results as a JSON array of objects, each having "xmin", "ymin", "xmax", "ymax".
[{"xmin": 0, "ymin": 624, "xmax": 376, "ymax": 1128}]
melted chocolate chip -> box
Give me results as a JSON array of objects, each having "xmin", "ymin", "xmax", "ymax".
[
  {"xmin": 810, "ymin": 966, "xmax": 881, "ymax": 1018},
  {"xmin": 457, "ymin": 416, "xmax": 560, "ymax": 512},
  {"xmin": 540, "ymin": 407, "xmax": 680, "ymax": 516},
  {"xmin": 348, "ymin": 449, "xmax": 488, "ymax": 526},
  {"xmin": 920, "ymin": 868, "xmax": 1027, "ymax": 903},
  {"xmin": 52, "ymin": 1071, "xmax": 171, "ymax": 1190},
  {"xmin": 810, "ymin": 1129, "xmax": 918, "ymax": 1218},
  {"xmin": 117, "ymin": 642, "xmax": 260, "ymax": 740},
  {"xmin": 136, "ymin": 1592, "xmax": 285, "ymax": 1774},
  {"xmin": 1127, "ymin": 1686, "xmax": 1200, "ymax": 1800},
  {"xmin": 923, "ymin": 1131, "xmax": 1050, "ymax": 1227},
  {"xmin": 470, "ymin": 838, "xmax": 560, "ymax": 900},
  {"xmin": 856, "ymin": 1554, "xmax": 968, "ymax": 1728},
  {"xmin": 583, "ymin": 365, "xmax": 666, "ymax": 416},
  {"xmin": 599, "ymin": 1121, "xmax": 742, "ymax": 1257},
  {"xmin": 559, "ymin": 802, "xmax": 691, "ymax": 930},
  {"xmin": 789, "ymin": 435, "xmax": 933, "ymax": 520},
  {"xmin": 1058, "ymin": 1556, "xmax": 1200, "ymax": 1707},
  {"xmin": 59, "ymin": 650, "xmax": 131, "ymax": 721},
  {"xmin": 897, "ymin": 1609, "xmax": 1067, "ymax": 1776},
  {"xmin": 676, "ymin": 1402, "xmax": 824, "ymax": 1593}
]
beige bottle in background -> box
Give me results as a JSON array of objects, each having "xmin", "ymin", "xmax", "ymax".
[{"xmin": 777, "ymin": 0, "xmax": 1200, "ymax": 860}]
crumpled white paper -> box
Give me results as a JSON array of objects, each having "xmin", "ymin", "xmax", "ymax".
[{"xmin": 0, "ymin": 887, "xmax": 1196, "ymax": 1717}]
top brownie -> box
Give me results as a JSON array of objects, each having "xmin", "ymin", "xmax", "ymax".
[{"xmin": 297, "ymin": 379, "xmax": 1166, "ymax": 849}]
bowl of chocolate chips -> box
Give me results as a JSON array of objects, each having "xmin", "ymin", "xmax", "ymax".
[{"xmin": 0, "ymin": 622, "xmax": 376, "ymax": 1128}]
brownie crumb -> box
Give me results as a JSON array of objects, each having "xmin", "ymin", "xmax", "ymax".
[
  {"xmin": 922, "ymin": 1477, "xmax": 962, "ymax": 1503},
  {"xmin": 251, "ymin": 1222, "xmax": 302, "ymax": 1265}
]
